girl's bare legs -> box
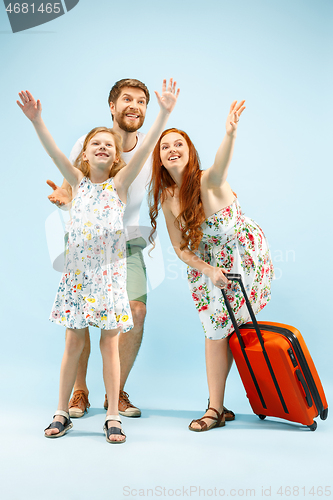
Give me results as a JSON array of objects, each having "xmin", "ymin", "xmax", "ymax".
[
  {"xmin": 45, "ymin": 328, "xmax": 86, "ymax": 436},
  {"xmin": 190, "ymin": 337, "xmax": 230, "ymax": 430},
  {"xmin": 100, "ymin": 328, "xmax": 125, "ymax": 443}
]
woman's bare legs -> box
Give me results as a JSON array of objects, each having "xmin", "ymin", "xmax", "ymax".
[
  {"xmin": 227, "ymin": 342, "xmax": 233, "ymax": 374},
  {"xmin": 190, "ymin": 337, "xmax": 230, "ymax": 430},
  {"xmin": 100, "ymin": 328, "xmax": 125, "ymax": 443},
  {"xmin": 45, "ymin": 327, "xmax": 86, "ymax": 436}
]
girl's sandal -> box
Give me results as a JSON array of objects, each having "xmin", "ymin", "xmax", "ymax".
[
  {"xmin": 188, "ymin": 407, "xmax": 225, "ymax": 432},
  {"xmin": 103, "ymin": 415, "xmax": 126, "ymax": 444},
  {"xmin": 44, "ymin": 410, "xmax": 73, "ymax": 438}
]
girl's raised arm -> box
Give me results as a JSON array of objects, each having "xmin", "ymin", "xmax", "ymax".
[
  {"xmin": 204, "ymin": 100, "xmax": 246, "ymax": 188},
  {"xmin": 17, "ymin": 91, "xmax": 83, "ymax": 188},
  {"xmin": 114, "ymin": 79, "xmax": 180, "ymax": 201}
]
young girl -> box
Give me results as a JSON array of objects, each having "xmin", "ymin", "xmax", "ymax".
[
  {"xmin": 148, "ymin": 101, "xmax": 274, "ymax": 431},
  {"xmin": 17, "ymin": 79, "xmax": 179, "ymax": 443}
]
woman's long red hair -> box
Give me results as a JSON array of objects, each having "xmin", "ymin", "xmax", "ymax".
[{"xmin": 148, "ymin": 128, "xmax": 205, "ymax": 251}]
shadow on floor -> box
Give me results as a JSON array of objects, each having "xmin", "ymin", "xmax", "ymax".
[{"xmin": 83, "ymin": 407, "xmax": 319, "ymax": 432}]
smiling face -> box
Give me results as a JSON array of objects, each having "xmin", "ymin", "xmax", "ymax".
[
  {"xmin": 160, "ymin": 132, "xmax": 190, "ymax": 173},
  {"xmin": 110, "ymin": 86, "xmax": 147, "ymax": 132},
  {"xmin": 82, "ymin": 132, "xmax": 118, "ymax": 171}
]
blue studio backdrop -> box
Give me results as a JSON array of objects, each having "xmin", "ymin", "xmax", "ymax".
[{"xmin": 0, "ymin": 1, "xmax": 332, "ymax": 499}]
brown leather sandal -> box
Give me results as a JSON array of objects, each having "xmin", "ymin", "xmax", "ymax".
[
  {"xmin": 206, "ymin": 398, "xmax": 235, "ymax": 421},
  {"xmin": 188, "ymin": 407, "xmax": 225, "ymax": 432}
]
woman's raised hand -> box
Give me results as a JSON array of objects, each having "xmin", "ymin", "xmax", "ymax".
[
  {"xmin": 155, "ymin": 78, "xmax": 180, "ymax": 114},
  {"xmin": 226, "ymin": 100, "xmax": 246, "ymax": 136},
  {"xmin": 17, "ymin": 90, "xmax": 42, "ymax": 122}
]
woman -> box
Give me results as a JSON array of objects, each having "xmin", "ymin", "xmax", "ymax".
[{"xmin": 148, "ymin": 101, "xmax": 274, "ymax": 431}]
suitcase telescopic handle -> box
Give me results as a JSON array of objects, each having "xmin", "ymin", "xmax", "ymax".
[
  {"xmin": 222, "ymin": 273, "xmax": 289, "ymax": 414},
  {"xmin": 224, "ymin": 273, "xmax": 264, "ymax": 345},
  {"xmin": 220, "ymin": 283, "xmax": 267, "ymax": 410}
]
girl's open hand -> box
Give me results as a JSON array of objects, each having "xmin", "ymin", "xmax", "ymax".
[
  {"xmin": 155, "ymin": 78, "xmax": 180, "ymax": 114},
  {"xmin": 17, "ymin": 90, "xmax": 42, "ymax": 122},
  {"xmin": 226, "ymin": 100, "xmax": 246, "ymax": 136}
]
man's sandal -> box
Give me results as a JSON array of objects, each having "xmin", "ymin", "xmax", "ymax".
[
  {"xmin": 188, "ymin": 407, "xmax": 225, "ymax": 432},
  {"xmin": 44, "ymin": 410, "xmax": 73, "ymax": 438},
  {"xmin": 103, "ymin": 415, "xmax": 126, "ymax": 444}
]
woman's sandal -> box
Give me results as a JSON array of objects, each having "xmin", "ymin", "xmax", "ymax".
[
  {"xmin": 207, "ymin": 399, "xmax": 235, "ymax": 421},
  {"xmin": 44, "ymin": 410, "xmax": 73, "ymax": 438},
  {"xmin": 103, "ymin": 415, "xmax": 126, "ymax": 444},
  {"xmin": 188, "ymin": 407, "xmax": 225, "ymax": 432},
  {"xmin": 223, "ymin": 406, "xmax": 235, "ymax": 421}
]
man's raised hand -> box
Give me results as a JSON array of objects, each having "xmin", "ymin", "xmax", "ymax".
[
  {"xmin": 17, "ymin": 90, "xmax": 42, "ymax": 122},
  {"xmin": 155, "ymin": 78, "xmax": 180, "ymax": 114},
  {"xmin": 47, "ymin": 180, "xmax": 71, "ymax": 207}
]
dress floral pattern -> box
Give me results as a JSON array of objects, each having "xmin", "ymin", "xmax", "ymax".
[
  {"xmin": 50, "ymin": 176, "xmax": 133, "ymax": 332},
  {"xmin": 187, "ymin": 198, "xmax": 274, "ymax": 340}
]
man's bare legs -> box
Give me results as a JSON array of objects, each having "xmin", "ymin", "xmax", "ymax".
[
  {"xmin": 119, "ymin": 301, "xmax": 146, "ymax": 390},
  {"xmin": 72, "ymin": 327, "xmax": 90, "ymax": 394},
  {"xmin": 189, "ymin": 337, "xmax": 231, "ymax": 430},
  {"xmin": 45, "ymin": 328, "xmax": 86, "ymax": 436}
]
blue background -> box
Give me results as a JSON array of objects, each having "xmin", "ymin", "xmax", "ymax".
[{"xmin": 0, "ymin": 1, "xmax": 332, "ymax": 499}]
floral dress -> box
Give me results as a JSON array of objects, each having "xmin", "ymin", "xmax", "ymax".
[
  {"xmin": 50, "ymin": 176, "xmax": 133, "ymax": 332},
  {"xmin": 187, "ymin": 198, "xmax": 274, "ymax": 340}
]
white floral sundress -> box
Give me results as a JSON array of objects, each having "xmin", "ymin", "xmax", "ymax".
[
  {"xmin": 187, "ymin": 198, "xmax": 274, "ymax": 340},
  {"xmin": 50, "ymin": 176, "xmax": 133, "ymax": 332}
]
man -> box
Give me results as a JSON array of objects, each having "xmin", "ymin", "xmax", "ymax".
[
  {"xmin": 48, "ymin": 78, "xmax": 151, "ymax": 418},
  {"xmin": 48, "ymin": 78, "xmax": 235, "ymax": 423}
]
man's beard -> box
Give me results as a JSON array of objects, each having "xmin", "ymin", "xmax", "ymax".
[{"xmin": 115, "ymin": 110, "xmax": 145, "ymax": 133}]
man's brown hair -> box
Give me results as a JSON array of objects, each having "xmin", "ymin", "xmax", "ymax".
[{"xmin": 108, "ymin": 78, "xmax": 150, "ymax": 110}]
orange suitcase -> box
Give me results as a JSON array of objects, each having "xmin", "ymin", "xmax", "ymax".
[{"xmin": 225, "ymin": 274, "xmax": 328, "ymax": 430}]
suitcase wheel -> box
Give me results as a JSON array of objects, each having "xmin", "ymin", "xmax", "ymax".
[
  {"xmin": 320, "ymin": 408, "xmax": 328, "ymax": 421},
  {"xmin": 308, "ymin": 421, "xmax": 317, "ymax": 431},
  {"xmin": 258, "ymin": 415, "xmax": 266, "ymax": 420}
]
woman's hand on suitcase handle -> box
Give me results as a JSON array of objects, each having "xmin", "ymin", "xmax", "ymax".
[{"xmin": 206, "ymin": 266, "xmax": 231, "ymax": 289}]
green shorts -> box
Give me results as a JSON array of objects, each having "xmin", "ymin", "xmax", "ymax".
[
  {"xmin": 126, "ymin": 237, "xmax": 147, "ymax": 305},
  {"xmin": 63, "ymin": 234, "xmax": 147, "ymax": 305}
]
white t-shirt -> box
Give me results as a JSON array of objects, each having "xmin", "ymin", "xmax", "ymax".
[{"xmin": 69, "ymin": 131, "xmax": 152, "ymax": 242}]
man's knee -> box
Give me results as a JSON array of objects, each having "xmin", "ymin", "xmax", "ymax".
[{"xmin": 130, "ymin": 301, "xmax": 146, "ymax": 330}]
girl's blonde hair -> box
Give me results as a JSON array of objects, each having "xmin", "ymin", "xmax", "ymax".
[{"xmin": 73, "ymin": 127, "xmax": 125, "ymax": 178}]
